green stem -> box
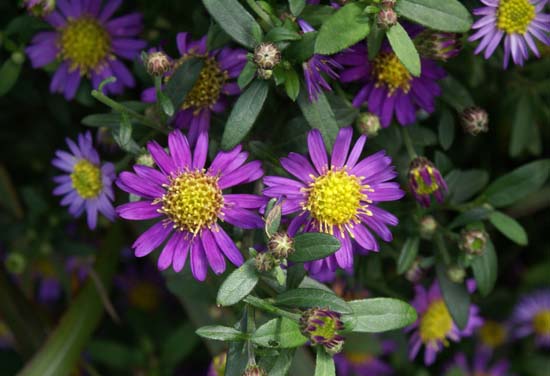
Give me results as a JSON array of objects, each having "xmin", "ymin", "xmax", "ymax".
[
  {"xmin": 245, "ymin": 0, "xmax": 273, "ymax": 28},
  {"xmin": 91, "ymin": 90, "xmax": 167, "ymax": 134},
  {"xmin": 246, "ymin": 305, "xmax": 256, "ymax": 366},
  {"xmin": 243, "ymin": 296, "xmax": 301, "ymax": 321},
  {"xmin": 401, "ymin": 127, "xmax": 418, "ymax": 160}
]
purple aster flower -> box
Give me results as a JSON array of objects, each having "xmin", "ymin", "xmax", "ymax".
[
  {"xmin": 207, "ymin": 352, "xmax": 227, "ymax": 376},
  {"xmin": 52, "ymin": 131, "xmax": 116, "ymax": 230},
  {"xmin": 469, "ymin": 0, "xmax": 550, "ymax": 68},
  {"xmin": 511, "ymin": 289, "xmax": 550, "ymax": 347},
  {"xmin": 334, "ymin": 339, "xmax": 396, "ymax": 376},
  {"xmin": 406, "ymin": 280, "xmax": 483, "ymax": 365},
  {"xmin": 477, "ymin": 319, "xmax": 509, "ymax": 351},
  {"xmin": 116, "ymin": 130, "xmax": 265, "ymax": 281},
  {"xmin": 25, "ymin": 0, "xmax": 146, "ymax": 100},
  {"xmin": 141, "ymin": 32, "xmax": 247, "ymax": 146},
  {"xmin": 263, "ymin": 127, "xmax": 404, "ymax": 275},
  {"xmin": 407, "ymin": 157, "xmax": 448, "ymax": 207},
  {"xmin": 444, "ymin": 348, "xmax": 513, "ymax": 376},
  {"xmin": 335, "ymin": 41, "xmax": 446, "ymax": 127},
  {"xmin": 298, "ymin": 20, "xmax": 342, "ymax": 102}
]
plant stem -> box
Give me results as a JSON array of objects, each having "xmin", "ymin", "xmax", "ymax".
[
  {"xmin": 401, "ymin": 127, "xmax": 418, "ymax": 160},
  {"xmin": 246, "ymin": 305, "xmax": 256, "ymax": 366},
  {"xmin": 243, "ymin": 295, "xmax": 301, "ymax": 321}
]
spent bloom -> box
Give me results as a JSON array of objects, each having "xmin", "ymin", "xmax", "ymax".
[
  {"xmin": 300, "ymin": 307, "xmax": 345, "ymax": 355},
  {"xmin": 263, "ymin": 127, "xmax": 404, "ymax": 275},
  {"xmin": 116, "ymin": 130, "xmax": 265, "ymax": 281},
  {"xmin": 444, "ymin": 348, "xmax": 512, "ymax": 376},
  {"xmin": 469, "ymin": 0, "xmax": 550, "ymax": 67},
  {"xmin": 26, "ymin": 0, "xmax": 146, "ymax": 99},
  {"xmin": 336, "ymin": 40, "xmax": 445, "ymax": 127},
  {"xmin": 406, "ymin": 281, "xmax": 483, "ymax": 365},
  {"xmin": 511, "ymin": 290, "xmax": 550, "ymax": 347},
  {"xmin": 52, "ymin": 132, "xmax": 116, "ymax": 229},
  {"xmin": 334, "ymin": 339, "xmax": 396, "ymax": 376},
  {"xmin": 142, "ymin": 32, "xmax": 247, "ymax": 146},
  {"xmin": 408, "ymin": 157, "xmax": 448, "ymax": 207},
  {"xmin": 461, "ymin": 106, "xmax": 489, "ymax": 135},
  {"xmin": 145, "ymin": 51, "xmax": 172, "ymax": 77}
]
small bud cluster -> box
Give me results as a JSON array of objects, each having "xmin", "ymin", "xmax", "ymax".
[
  {"xmin": 459, "ymin": 229, "xmax": 488, "ymax": 256},
  {"xmin": 253, "ymin": 43, "xmax": 281, "ymax": 80},
  {"xmin": 254, "ymin": 232, "xmax": 294, "ymax": 272},
  {"xmin": 408, "ymin": 157, "xmax": 448, "ymax": 208},
  {"xmin": 146, "ymin": 51, "xmax": 172, "ymax": 77},
  {"xmin": 461, "ymin": 106, "xmax": 489, "ymax": 135},
  {"xmin": 299, "ymin": 307, "xmax": 345, "ymax": 355},
  {"xmin": 419, "ymin": 215, "xmax": 437, "ymax": 240},
  {"xmin": 356, "ymin": 112, "xmax": 381, "ymax": 137},
  {"xmin": 447, "ymin": 265, "xmax": 466, "ymax": 283},
  {"xmin": 377, "ymin": 0, "xmax": 398, "ymax": 29}
]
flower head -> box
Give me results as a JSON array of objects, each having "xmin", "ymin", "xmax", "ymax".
[
  {"xmin": 478, "ymin": 320, "xmax": 509, "ymax": 350},
  {"xmin": 408, "ymin": 157, "xmax": 447, "ymax": 207},
  {"xmin": 26, "ymin": 0, "xmax": 146, "ymax": 99},
  {"xmin": 116, "ymin": 130, "xmax": 265, "ymax": 281},
  {"xmin": 444, "ymin": 348, "xmax": 512, "ymax": 376},
  {"xmin": 263, "ymin": 127, "xmax": 404, "ymax": 275},
  {"xmin": 52, "ymin": 132, "xmax": 116, "ymax": 229},
  {"xmin": 336, "ymin": 40, "xmax": 445, "ymax": 127},
  {"xmin": 469, "ymin": 0, "xmax": 550, "ymax": 67},
  {"xmin": 512, "ymin": 290, "xmax": 550, "ymax": 347},
  {"xmin": 407, "ymin": 281, "xmax": 483, "ymax": 365},
  {"xmin": 300, "ymin": 307, "xmax": 345, "ymax": 355},
  {"xmin": 334, "ymin": 339, "xmax": 396, "ymax": 376},
  {"xmin": 414, "ymin": 30, "xmax": 462, "ymax": 61},
  {"xmin": 141, "ymin": 33, "xmax": 247, "ymax": 145},
  {"xmin": 461, "ymin": 106, "xmax": 489, "ymax": 135}
]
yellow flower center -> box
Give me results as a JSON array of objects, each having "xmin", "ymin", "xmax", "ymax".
[
  {"xmin": 479, "ymin": 320, "xmax": 506, "ymax": 348},
  {"xmin": 497, "ymin": 0, "xmax": 536, "ymax": 34},
  {"xmin": 59, "ymin": 16, "xmax": 111, "ymax": 75},
  {"xmin": 420, "ymin": 300, "xmax": 453, "ymax": 343},
  {"xmin": 71, "ymin": 160, "xmax": 103, "ymax": 199},
  {"xmin": 411, "ymin": 165, "xmax": 439, "ymax": 195},
  {"xmin": 533, "ymin": 309, "xmax": 550, "ymax": 336},
  {"xmin": 128, "ymin": 281, "xmax": 160, "ymax": 312},
  {"xmin": 345, "ymin": 352, "xmax": 374, "ymax": 365},
  {"xmin": 159, "ymin": 170, "xmax": 224, "ymax": 235},
  {"xmin": 302, "ymin": 169, "xmax": 372, "ymax": 235},
  {"xmin": 372, "ymin": 52, "xmax": 412, "ymax": 95}
]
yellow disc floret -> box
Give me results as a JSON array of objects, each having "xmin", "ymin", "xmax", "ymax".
[
  {"xmin": 479, "ymin": 320, "xmax": 506, "ymax": 348},
  {"xmin": 372, "ymin": 52, "xmax": 412, "ymax": 95},
  {"xmin": 497, "ymin": 0, "xmax": 536, "ymax": 34},
  {"xmin": 159, "ymin": 170, "xmax": 224, "ymax": 235},
  {"xmin": 533, "ymin": 309, "xmax": 550, "ymax": 336},
  {"xmin": 420, "ymin": 300, "xmax": 453, "ymax": 344},
  {"xmin": 303, "ymin": 168, "xmax": 372, "ymax": 235},
  {"xmin": 71, "ymin": 159, "xmax": 103, "ymax": 199},
  {"xmin": 59, "ymin": 16, "xmax": 112, "ymax": 75},
  {"xmin": 410, "ymin": 166, "xmax": 439, "ymax": 195}
]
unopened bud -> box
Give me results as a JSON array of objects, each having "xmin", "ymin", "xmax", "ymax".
[
  {"xmin": 381, "ymin": 0, "xmax": 397, "ymax": 8},
  {"xmin": 253, "ymin": 43, "xmax": 281, "ymax": 70},
  {"xmin": 405, "ymin": 259, "xmax": 424, "ymax": 283},
  {"xmin": 408, "ymin": 157, "xmax": 448, "ymax": 207},
  {"xmin": 146, "ymin": 51, "xmax": 171, "ymax": 77},
  {"xmin": 356, "ymin": 112, "xmax": 381, "ymax": 137},
  {"xmin": 459, "ymin": 229, "xmax": 488, "ymax": 256},
  {"xmin": 24, "ymin": 0, "xmax": 55, "ymax": 16},
  {"xmin": 242, "ymin": 365, "xmax": 267, "ymax": 376},
  {"xmin": 268, "ymin": 232, "xmax": 294, "ymax": 259},
  {"xmin": 419, "ymin": 216, "xmax": 437, "ymax": 239},
  {"xmin": 136, "ymin": 153, "xmax": 154, "ymax": 167},
  {"xmin": 460, "ymin": 106, "xmax": 489, "ymax": 136},
  {"xmin": 447, "ymin": 265, "xmax": 466, "ymax": 283},
  {"xmin": 255, "ymin": 252, "xmax": 277, "ymax": 272},
  {"xmin": 414, "ymin": 31, "xmax": 462, "ymax": 61},
  {"xmin": 377, "ymin": 8, "xmax": 398, "ymax": 29},
  {"xmin": 300, "ymin": 307, "xmax": 345, "ymax": 355}
]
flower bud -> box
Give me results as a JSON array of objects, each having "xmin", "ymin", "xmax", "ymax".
[
  {"xmin": 242, "ymin": 365, "xmax": 268, "ymax": 376},
  {"xmin": 414, "ymin": 31, "xmax": 462, "ymax": 61},
  {"xmin": 24, "ymin": 0, "xmax": 55, "ymax": 16},
  {"xmin": 356, "ymin": 112, "xmax": 381, "ymax": 137},
  {"xmin": 254, "ymin": 252, "xmax": 277, "ymax": 272},
  {"xmin": 299, "ymin": 307, "xmax": 345, "ymax": 355},
  {"xmin": 405, "ymin": 259, "xmax": 424, "ymax": 283},
  {"xmin": 447, "ymin": 265, "xmax": 466, "ymax": 283},
  {"xmin": 381, "ymin": 0, "xmax": 397, "ymax": 7},
  {"xmin": 136, "ymin": 153, "xmax": 155, "ymax": 167},
  {"xmin": 256, "ymin": 68, "xmax": 273, "ymax": 80},
  {"xmin": 460, "ymin": 106, "xmax": 489, "ymax": 136},
  {"xmin": 268, "ymin": 232, "xmax": 294, "ymax": 259},
  {"xmin": 377, "ymin": 8, "xmax": 398, "ymax": 29},
  {"xmin": 146, "ymin": 51, "xmax": 172, "ymax": 77},
  {"xmin": 253, "ymin": 43, "xmax": 281, "ymax": 70},
  {"xmin": 408, "ymin": 157, "xmax": 448, "ymax": 207},
  {"xmin": 459, "ymin": 229, "xmax": 488, "ymax": 256},
  {"xmin": 419, "ymin": 215, "xmax": 437, "ymax": 240}
]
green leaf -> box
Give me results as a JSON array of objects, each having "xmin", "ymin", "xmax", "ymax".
[
  {"xmin": 238, "ymin": 61, "xmax": 257, "ymax": 90},
  {"xmin": 445, "ymin": 170, "xmax": 489, "ymax": 204},
  {"xmin": 300, "ymin": 5, "xmax": 336, "ymax": 28},
  {"xmin": 298, "ymin": 276, "xmax": 334, "ymax": 293},
  {"xmin": 367, "ymin": 23, "xmax": 385, "ymax": 59},
  {"xmin": 286, "ymin": 32, "xmax": 317, "ymax": 63},
  {"xmin": 440, "ymin": 76, "xmax": 474, "ymax": 112},
  {"xmin": 386, "ymin": 23, "xmax": 420, "ymax": 77},
  {"xmin": 217, "ymin": 260, "xmax": 259, "ymax": 306},
  {"xmin": 225, "ymin": 315, "xmax": 249, "ymax": 376},
  {"xmin": 315, "ymin": 3, "xmax": 371, "ymax": 55},
  {"xmin": 489, "ymin": 211, "xmax": 528, "ymax": 246},
  {"xmin": 471, "ymin": 240, "xmax": 498, "ymax": 297},
  {"xmin": 158, "ymin": 90, "xmax": 175, "ymax": 117},
  {"xmin": 196, "ymin": 326, "xmax": 247, "ymax": 341},
  {"xmin": 221, "ymin": 80, "xmax": 269, "ymax": 149},
  {"xmin": 274, "ymin": 288, "xmax": 352, "ymax": 313},
  {"xmin": 397, "ymin": 237, "xmax": 420, "ymax": 275},
  {"xmin": 265, "ymin": 200, "xmax": 282, "ymax": 237},
  {"xmin": 483, "ymin": 159, "xmax": 550, "ymax": 207},
  {"xmin": 438, "ymin": 108, "xmax": 455, "ymax": 150},
  {"xmin": 88, "ymin": 340, "xmax": 145, "ymax": 370},
  {"xmin": 0, "ymin": 58, "xmax": 22, "ymax": 96},
  {"xmin": 345, "ymin": 298, "xmax": 417, "ymax": 333},
  {"xmin": 287, "ymin": 265, "xmax": 307, "ymax": 290},
  {"xmin": 81, "ymin": 113, "xmax": 121, "ymax": 128},
  {"xmin": 289, "ymin": 233, "xmax": 341, "ymax": 263},
  {"xmin": 326, "ymin": 93, "xmax": 359, "ymax": 127},
  {"xmin": 207, "ymin": 22, "xmax": 233, "ymax": 51},
  {"xmin": 290, "ymin": 0, "xmax": 306, "ymax": 16},
  {"xmin": 251, "ymin": 318, "xmax": 308, "ymax": 348},
  {"xmin": 160, "ymin": 323, "xmax": 198, "ymax": 372},
  {"xmin": 315, "ymin": 347, "xmax": 335, "ymax": 376},
  {"xmin": 449, "ymin": 207, "xmax": 493, "ymax": 229},
  {"xmin": 202, "ymin": 0, "xmax": 262, "ymax": 48},
  {"xmin": 297, "ymin": 87, "xmax": 339, "ymax": 150},
  {"xmin": 436, "ymin": 263, "xmax": 470, "ymax": 330},
  {"xmin": 284, "ymin": 68, "xmax": 301, "ymax": 101},
  {"xmin": 164, "ymin": 58, "xmax": 204, "ymax": 110},
  {"xmin": 266, "ymin": 27, "xmax": 302, "ymax": 42},
  {"xmin": 395, "ymin": 0, "xmax": 473, "ymax": 32}
]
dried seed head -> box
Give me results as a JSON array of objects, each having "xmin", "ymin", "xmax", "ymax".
[
  {"xmin": 459, "ymin": 229, "xmax": 488, "ymax": 256},
  {"xmin": 146, "ymin": 51, "xmax": 172, "ymax": 77},
  {"xmin": 268, "ymin": 232, "xmax": 295, "ymax": 259},
  {"xmin": 461, "ymin": 106, "xmax": 489, "ymax": 135},
  {"xmin": 253, "ymin": 42, "xmax": 281, "ymax": 70}
]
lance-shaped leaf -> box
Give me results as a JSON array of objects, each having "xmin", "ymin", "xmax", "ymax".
[
  {"xmin": 489, "ymin": 211, "xmax": 528, "ymax": 246},
  {"xmin": 395, "ymin": 0, "xmax": 473, "ymax": 33},
  {"xmin": 164, "ymin": 58, "xmax": 204, "ymax": 111},
  {"xmin": 297, "ymin": 88, "xmax": 339, "ymax": 150},
  {"xmin": 196, "ymin": 326, "xmax": 247, "ymax": 341},
  {"xmin": 289, "ymin": 232, "xmax": 341, "ymax": 263},
  {"xmin": 252, "ymin": 318, "xmax": 308, "ymax": 348},
  {"xmin": 217, "ymin": 260, "xmax": 259, "ymax": 306},
  {"xmin": 397, "ymin": 237, "xmax": 420, "ymax": 275},
  {"xmin": 274, "ymin": 288, "xmax": 352, "ymax": 314},
  {"xmin": 344, "ymin": 298, "xmax": 417, "ymax": 333},
  {"xmin": 386, "ymin": 23, "xmax": 420, "ymax": 77},
  {"xmin": 436, "ymin": 263, "xmax": 470, "ymax": 330},
  {"xmin": 471, "ymin": 240, "xmax": 498, "ymax": 297}
]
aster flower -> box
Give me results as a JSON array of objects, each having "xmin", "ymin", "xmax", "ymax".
[
  {"xmin": 300, "ymin": 307, "xmax": 345, "ymax": 354},
  {"xmin": 335, "ymin": 41, "xmax": 446, "ymax": 127},
  {"xmin": 414, "ymin": 30, "xmax": 462, "ymax": 61},
  {"xmin": 477, "ymin": 320, "xmax": 509, "ymax": 351},
  {"xmin": 334, "ymin": 339, "xmax": 396, "ymax": 376},
  {"xmin": 52, "ymin": 132, "xmax": 116, "ymax": 230},
  {"xmin": 407, "ymin": 157, "xmax": 448, "ymax": 207},
  {"xmin": 25, "ymin": 0, "xmax": 146, "ymax": 100},
  {"xmin": 116, "ymin": 130, "xmax": 265, "ymax": 281},
  {"xmin": 298, "ymin": 20, "xmax": 342, "ymax": 102},
  {"xmin": 406, "ymin": 281, "xmax": 483, "ymax": 365},
  {"xmin": 469, "ymin": 0, "xmax": 550, "ymax": 68},
  {"xmin": 141, "ymin": 32, "xmax": 247, "ymax": 145},
  {"xmin": 263, "ymin": 127, "xmax": 404, "ymax": 275},
  {"xmin": 512, "ymin": 289, "xmax": 550, "ymax": 347},
  {"xmin": 444, "ymin": 348, "xmax": 512, "ymax": 376}
]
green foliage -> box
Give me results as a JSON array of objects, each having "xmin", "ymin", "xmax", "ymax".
[{"xmin": 395, "ymin": 0, "xmax": 473, "ymax": 32}]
